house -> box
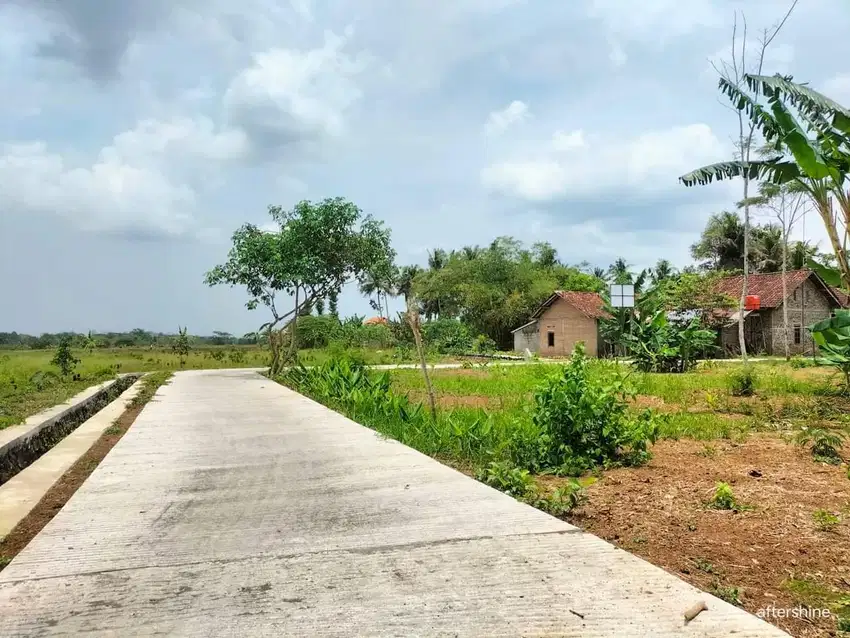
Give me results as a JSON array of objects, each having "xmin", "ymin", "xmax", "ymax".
[
  {"xmin": 511, "ymin": 291, "xmax": 610, "ymax": 357},
  {"xmin": 712, "ymin": 269, "xmax": 847, "ymax": 356}
]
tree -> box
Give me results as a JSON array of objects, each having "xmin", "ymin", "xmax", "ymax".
[
  {"xmin": 205, "ymin": 197, "xmax": 394, "ymax": 373},
  {"xmin": 413, "ymin": 236, "xmax": 604, "ymax": 348},
  {"xmin": 693, "ymin": 1, "xmax": 799, "ymax": 362},
  {"xmin": 315, "ymin": 298, "xmax": 325, "ymax": 315},
  {"xmin": 328, "ymin": 290, "xmax": 339, "ymax": 318},
  {"xmin": 691, "ymin": 212, "xmax": 747, "ymax": 271},
  {"xmin": 83, "ymin": 330, "xmax": 97, "ymax": 353},
  {"xmin": 532, "ymin": 242, "xmax": 559, "ymax": 268},
  {"xmin": 51, "ymin": 335, "xmax": 80, "ymax": 377},
  {"xmin": 172, "ymin": 326, "xmax": 190, "ymax": 368},
  {"xmin": 396, "ymin": 265, "xmax": 423, "ymax": 305},
  {"xmin": 651, "ymin": 259, "xmax": 677, "ymax": 283}
]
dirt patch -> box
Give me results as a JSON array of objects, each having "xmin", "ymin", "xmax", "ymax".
[
  {"xmin": 406, "ymin": 391, "xmax": 504, "ymax": 409},
  {"xmin": 0, "ymin": 401, "xmax": 145, "ymax": 570},
  {"xmin": 562, "ymin": 435, "xmax": 850, "ymax": 637}
]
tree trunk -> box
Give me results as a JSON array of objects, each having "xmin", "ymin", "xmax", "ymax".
[
  {"xmin": 818, "ymin": 197, "xmax": 850, "ymax": 292},
  {"xmin": 407, "ymin": 300, "xmax": 437, "ymax": 421},
  {"xmin": 287, "ymin": 286, "xmax": 300, "ymax": 364},
  {"xmin": 781, "ymin": 226, "xmax": 790, "ymax": 360},
  {"xmin": 739, "ymin": 177, "xmax": 750, "ymax": 362}
]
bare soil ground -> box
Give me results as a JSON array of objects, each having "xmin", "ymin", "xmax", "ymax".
[
  {"xmin": 0, "ymin": 402, "xmax": 144, "ymax": 570},
  {"xmin": 562, "ymin": 435, "xmax": 850, "ymax": 638}
]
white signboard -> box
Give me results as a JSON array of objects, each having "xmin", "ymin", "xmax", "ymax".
[{"xmin": 610, "ymin": 284, "xmax": 635, "ymax": 308}]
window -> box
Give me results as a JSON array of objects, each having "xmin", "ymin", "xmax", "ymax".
[
  {"xmin": 793, "ymin": 325, "xmax": 802, "ymax": 345},
  {"xmin": 547, "ymin": 331, "xmax": 555, "ymax": 347}
]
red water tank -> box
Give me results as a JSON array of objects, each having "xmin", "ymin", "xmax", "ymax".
[{"xmin": 744, "ymin": 295, "xmax": 761, "ymax": 311}]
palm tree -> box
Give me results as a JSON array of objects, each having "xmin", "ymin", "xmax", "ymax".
[
  {"xmin": 396, "ymin": 265, "xmax": 423, "ymax": 304},
  {"xmin": 427, "ymin": 248, "xmax": 447, "ymax": 271},
  {"xmin": 358, "ymin": 271, "xmax": 385, "ymax": 318},
  {"xmin": 651, "ymin": 259, "xmax": 676, "ymax": 283},
  {"xmin": 608, "ymin": 257, "xmax": 632, "ymax": 284},
  {"xmin": 751, "ymin": 224, "xmax": 784, "ymax": 272},
  {"xmin": 789, "ymin": 241, "xmax": 818, "ymax": 270},
  {"xmin": 461, "ymin": 245, "xmax": 482, "ymax": 261},
  {"xmin": 592, "ymin": 266, "xmax": 608, "ymax": 281}
]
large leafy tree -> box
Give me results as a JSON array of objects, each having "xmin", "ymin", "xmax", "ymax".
[
  {"xmin": 413, "ymin": 236, "xmax": 604, "ymax": 348},
  {"xmin": 680, "ymin": 73, "xmax": 850, "ymax": 292},
  {"xmin": 691, "ymin": 211, "xmax": 747, "ymax": 271},
  {"xmin": 205, "ymin": 197, "xmax": 394, "ymax": 372}
]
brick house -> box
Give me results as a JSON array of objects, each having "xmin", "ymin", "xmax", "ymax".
[
  {"xmin": 713, "ymin": 270, "xmax": 847, "ymax": 356},
  {"xmin": 511, "ymin": 291, "xmax": 610, "ymax": 357}
]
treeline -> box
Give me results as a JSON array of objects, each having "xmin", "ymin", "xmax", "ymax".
[{"xmin": 0, "ymin": 329, "xmax": 260, "ymax": 350}]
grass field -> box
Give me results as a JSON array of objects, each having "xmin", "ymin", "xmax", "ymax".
[{"xmin": 0, "ymin": 345, "xmax": 450, "ymax": 430}]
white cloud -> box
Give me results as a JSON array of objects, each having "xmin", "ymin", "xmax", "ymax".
[
  {"xmin": 0, "ymin": 140, "xmax": 195, "ymax": 237},
  {"xmin": 485, "ymin": 100, "xmax": 530, "ymax": 136},
  {"xmin": 588, "ymin": 0, "xmax": 722, "ymax": 42},
  {"xmin": 106, "ymin": 117, "xmax": 249, "ymax": 164},
  {"xmin": 551, "ymin": 129, "xmax": 586, "ymax": 152},
  {"xmin": 481, "ymin": 123, "xmax": 726, "ymax": 201},
  {"xmin": 223, "ymin": 30, "xmax": 367, "ymax": 153}
]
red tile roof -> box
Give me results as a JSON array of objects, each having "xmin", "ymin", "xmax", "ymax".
[
  {"xmin": 713, "ymin": 270, "xmax": 846, "ymax": 308},
  {"xmin": 555, "ymin": 291, "xmax": 612, "ymax": 319}
]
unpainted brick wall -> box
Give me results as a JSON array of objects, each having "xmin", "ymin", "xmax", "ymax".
[{"xmin": 537, "ymin": 298, "xmax": 598, "ymax": 357}]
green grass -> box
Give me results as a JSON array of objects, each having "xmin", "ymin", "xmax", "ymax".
[
  {"xmin": 0, "ymin": 346, "xmax": 267, "ymax": 430},
  {"xmin": 0, "ymin": 343, "xmax": 456, "ymax": 431},
  {"xmin": 388, "ymin": 360, "xmax": 846, "ymax": 443}
]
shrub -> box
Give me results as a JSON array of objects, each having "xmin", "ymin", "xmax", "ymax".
[
  {"xmin": 472, "ymin": 334, "xmax": 497, "ymax": 354},
  {"xmin": 51, "ymin": 336, "xmax": 80, "ymax": 377},
  {"xmin": 708, "ymin": 482, "xmax": 737, "ymax": 509},
  {"xmin": 295, "ymin": 315, "xmax": 341, "ymax": 349},
  {"xmin": 795, "ymin": 426, "xmax": 845, "ymax": 464},
  {"xmin": 526, "ymin": 481, "xmax": 587, "ymax": 516},
  {"xmin": 422, "ymin": 319, "xmax": 472, "ymax": 354},
  {"xmin": 728, "ymin": 367, "xmax": 757, "ymax": 397},
  {"xmin": 706, "ymin": 481, "xmax": 750, "ymax": 511},
  {"xmin": 476, "ymin": 461, "xmax": 535, "ymax": 497},
  {"xmin": 789, "ymin": 355, "xmax": 812, "ymax": 369},
  {"xmin": 530, "ymin": 343, "xmax": 660, "ymax": 474}
]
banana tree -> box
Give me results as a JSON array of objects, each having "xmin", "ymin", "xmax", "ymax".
[
  {"xmin": 810, "ymin": 310, "xmax": 850, "ymax": 392},
  {"xmin": 679, "ymin": 74, "xmax": 850, "ymax": 293}
]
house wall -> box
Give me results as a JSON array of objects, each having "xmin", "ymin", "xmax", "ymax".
[
  {"xmin": 513, "ymin": 324, "xmax": 539, "ymax": 353},
  {"xmin": 772, "ymin": 278, "xmax": 835, "ymax": 356},
  {"xmin": 537, "ymin": 298, "xmax": 598, "ymax": 357}
]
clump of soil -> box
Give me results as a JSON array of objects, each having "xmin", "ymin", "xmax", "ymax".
[{"xmin": 563, "ymin": 435, "xmax": 850, "ymax": 638}]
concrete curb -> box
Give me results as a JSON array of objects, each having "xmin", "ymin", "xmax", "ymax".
[{"xmin": 0, "ymin": 376, "xmax": 146, "ymax": 541}]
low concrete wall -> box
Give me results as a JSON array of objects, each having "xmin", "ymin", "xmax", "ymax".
[{"xmin": 0, "ymin": 374, "xmax": 140, "ymax": 487}]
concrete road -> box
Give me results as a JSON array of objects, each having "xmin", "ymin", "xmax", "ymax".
[{"xmin": 0, "ymin": 369, "xmax": 789, "ymax": 637}]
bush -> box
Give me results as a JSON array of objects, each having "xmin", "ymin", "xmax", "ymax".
[
  {"xmin": 472, "ymin": 334, "xmax": 497, "ymax": 354},
  {"xmin": 728, "ymin": 367, "xmax": 757, "ymax": 396},
  {"xmin": 296, "ymin": 315, "xmax": 341, "ymax": 349},
  {"xmin": 795, "ymin": 426, "xmax": 846, "ymax": 464},
  {"xmin": 789, "ymin": 355, "xmax": 812, "ymax": 369},
  {"xmin": 476, "ymin": 461, "xmax": 535, "ymax": 497},
  {"xmin": 422, "ymin": 319, "xmax": 473, "ymax": 354},
  {"xmin": 530, "ymin": 343, "xmax": 660, "ymax": 474},
  {"xmin": 51, "ymin": 336, "xmax": 80, "ymax": 377}
]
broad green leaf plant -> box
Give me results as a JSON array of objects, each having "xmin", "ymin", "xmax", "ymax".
[{"xmin": 680, "ymin": 74, "xmax": 850, "ymax": 292}]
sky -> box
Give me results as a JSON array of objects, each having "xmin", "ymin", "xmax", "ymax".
[{"xmin": 2, "ymin": 0, "xmax": 850, "ymax": 336}]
